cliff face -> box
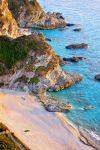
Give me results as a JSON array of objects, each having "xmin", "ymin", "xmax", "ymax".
[
  {"xmin": 0, "ymin": 33, "xmax": 82, "ymax": 93},
  {"xmin": 0, "ymin": 0, "xmax": 20, "ymax": 38},
  {"xmin": 8, "ymin": 0, "xmax": 67, "ymax": 29}
]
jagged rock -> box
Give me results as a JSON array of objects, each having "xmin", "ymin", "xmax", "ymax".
[
  {"xmin": 73, "ymin": 28, "xmax": 81, "ymax": 32},
  {"xmin": 63, "ymin": 56, "xmax": 85, "ymax": 62},
  {"xmin": 95, "ymin": 74, "xmax": 100, "ymax": 81},
  {"xmin": 7, "ymin": 0, "xmax": 67, "ymax": 29},
  {"xmin": 66, "ymin": 43, "xmax": 88, "ymax": 49},
  {"xmin": 38, "ymin": 94, "xmax": 72, "ymax": 112}
]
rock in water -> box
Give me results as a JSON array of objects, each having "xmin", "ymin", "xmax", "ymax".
[
  {"xmin": 73, "ymin": 28, "xmax": 81, "ymax": 32},
  {"xmin": 95, "ymin": 74, "xmax": 100, "ymax": 81},
  {"xmin": 66, "ymin": 43, "xmax": 88, "ymax": 49},
  {"xmin": 45, "ymin": 38, "xmax": 51, "ymax": 41},
  {"xmin": 63, "ymin": 56, "xmax": 85, "ymax": 62},
  {"xmin": 66, "ymin": 23, "xmax": 75, "ymax": 27},
  {"xmin": 83, "ymin": 106, "xmax": 96, "ymax": 111}
]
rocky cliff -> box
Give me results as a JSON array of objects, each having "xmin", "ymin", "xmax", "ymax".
[
  {"xmin": 8, "ymin": 0, "xmax": 67, "ymax": 29},
  {"xmin": 0, "ymin": 0, "xmax": 20, "ymax": 38},
  {"xmin": 0, "ymin": 0, "xmax": 82, "ymax": 93},
  {"xmin": 0, "ymin": 33, "xmax": 82, "ymax": 93}
]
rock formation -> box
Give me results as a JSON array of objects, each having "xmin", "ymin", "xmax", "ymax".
[
  {"xmin": 0, "ymin": 0, "xmax": 20, "ymax": 38},
  {"xmin": 0, "ymin": 33, "xmax": 82, "ymax": 93},
  {"xmin": 7, "ymin": 0, "xmax": 67, "ymax": 29}
]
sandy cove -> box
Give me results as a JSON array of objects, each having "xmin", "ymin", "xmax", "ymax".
[{"xmin": 0, "ymin": 90, "xmax": 94, "ymax": 150}]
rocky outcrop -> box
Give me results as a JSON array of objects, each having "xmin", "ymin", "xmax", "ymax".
[
  {"xmin": 66, "ymin": 43, "xmax": 89, "ymax": 49},
  {"xmin": 0, "ymin": 0, "xmax": 20, "ymax": 38},
  {"xmin": 0, "ymin": 33, "xmax": 82, "ymax": 93},
  {"xmin": 7, "ymin": 0, "xmax": 67, "ymax": 29}
]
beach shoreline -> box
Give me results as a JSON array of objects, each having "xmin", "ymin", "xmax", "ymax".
[{"xmin": 0, "ymin": 89, "xmax": 99, "ymax": 150}]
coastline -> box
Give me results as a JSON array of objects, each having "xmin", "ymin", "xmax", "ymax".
[{"xmin": 0, "ymin": 89, "xmax": 98, "ymax": 150}]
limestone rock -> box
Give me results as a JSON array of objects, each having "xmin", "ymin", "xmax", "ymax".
[{"xmin": 0, "ymin": 0, "xmax": 20, "ymax": 38}]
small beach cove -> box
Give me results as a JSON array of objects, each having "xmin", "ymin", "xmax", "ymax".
[
  {"xmin": 37, "ymin": 0, "xmax": 100, "ymax": 145},
  {"xmin": 0, "ymin": 89, "xmax": 96, "ymax": 150}
]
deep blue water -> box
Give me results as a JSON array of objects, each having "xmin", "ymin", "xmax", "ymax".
[{"xmin": 37, "ymin": 0, "xmax": 100, "ymax": 137}]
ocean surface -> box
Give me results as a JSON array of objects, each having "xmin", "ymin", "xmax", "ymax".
[{"xmin": 37, "ymin": 0, "xmax": 100, "ymax": 139}]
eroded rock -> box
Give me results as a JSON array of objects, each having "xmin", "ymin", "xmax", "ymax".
[
  {"xmin": 66, "ymin": 43, "xmax": 88, "ymax": 49},
  {"xmin": 63, "ymin": 56, "xmax": 86, "ymax": 62}
]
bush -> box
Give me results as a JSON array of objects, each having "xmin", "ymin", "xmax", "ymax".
[
  {"xmin": 29, "ymin": 76, "xmax": 39, "ymax": 84},
  {"xmin": 0, "ymin": 36, "xmax": 38, "ymax": 69}
]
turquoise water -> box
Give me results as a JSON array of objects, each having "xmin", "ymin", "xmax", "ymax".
[{"xmin": 37, "ymin": 0, "xmax": 100, "ymax": 137}]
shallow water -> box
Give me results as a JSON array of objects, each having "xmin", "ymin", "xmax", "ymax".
[{"xmin": 37, "ymin": 0, "xmax": 100, "ymax": 137}]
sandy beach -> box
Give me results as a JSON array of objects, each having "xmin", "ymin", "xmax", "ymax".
[{"xmin": 0, "ymin": 90, "xmax": 94, "ymax": 150}]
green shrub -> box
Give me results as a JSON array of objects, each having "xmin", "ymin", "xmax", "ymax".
[
  {"xmin": 0, "ymin": 134, "xmax": 20, "ymax": 150},
  {"xmin": 0, "ymin": 82, "xmax": 4, "ymax": 87},
  {"xmin": 29, "ymin": 76, "xmax": 39, "ymax": 84}
]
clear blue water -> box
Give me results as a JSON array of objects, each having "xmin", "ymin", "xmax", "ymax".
[{"xmin": 37, "ymin": 0, "xmax": 100, "ymax": 137}]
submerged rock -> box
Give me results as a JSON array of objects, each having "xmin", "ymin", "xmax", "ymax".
[
  {"xmin": 63, "ymin": 56, "xmax": 85, "ymax": 62},
  {"xmin": 66, "ymin": 43, "xmax": 88, "ymax": 49},
  {"xmin": 45, "ymin": 38, "xmax": 52, "ymax": 42},
  {"xmin": 59, "ymin": 27, "xmax": 68, "ymax": 31},
  {"xmin": 95, "ymin": 74, "xmax": 100, "ymax": 81},
  {"xmin": 83, "ymin": 106, "xmax": 96, "ymax": 111},
  {"xmin": 73, "ymin": 28, "xmax": 81, "ymax": 32},
  {"xmin": 66, "ymin": 23, "xmax": 75, "ymax": 27}
]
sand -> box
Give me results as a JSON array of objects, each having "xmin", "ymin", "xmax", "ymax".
[{"xmin": 0, "ymin": 90, "xmax": 94, "ymax": 150}]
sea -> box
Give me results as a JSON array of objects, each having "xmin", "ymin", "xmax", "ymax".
[{"xmin": 36, "ymin": 0, "xmax": 100, "ymax": 142}]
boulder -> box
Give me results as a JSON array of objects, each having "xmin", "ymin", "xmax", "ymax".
[
  {"xmin": 66, "ymin": 43, "xmax": 88, "ymax": 49},
  {"xmin": 73, "ymin": 28, "xmax": 81, "ymax": 32},
  {"xmin": 45, "ymin": 103, "xmax": 72, "ymax": 112},
  {"xmin": 95, "ymin": 74, "xmax": 100, "ymax": 81},
  {"xmin": 63, "ymin": 56, "xmax": 85, "ymax": 62}
]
